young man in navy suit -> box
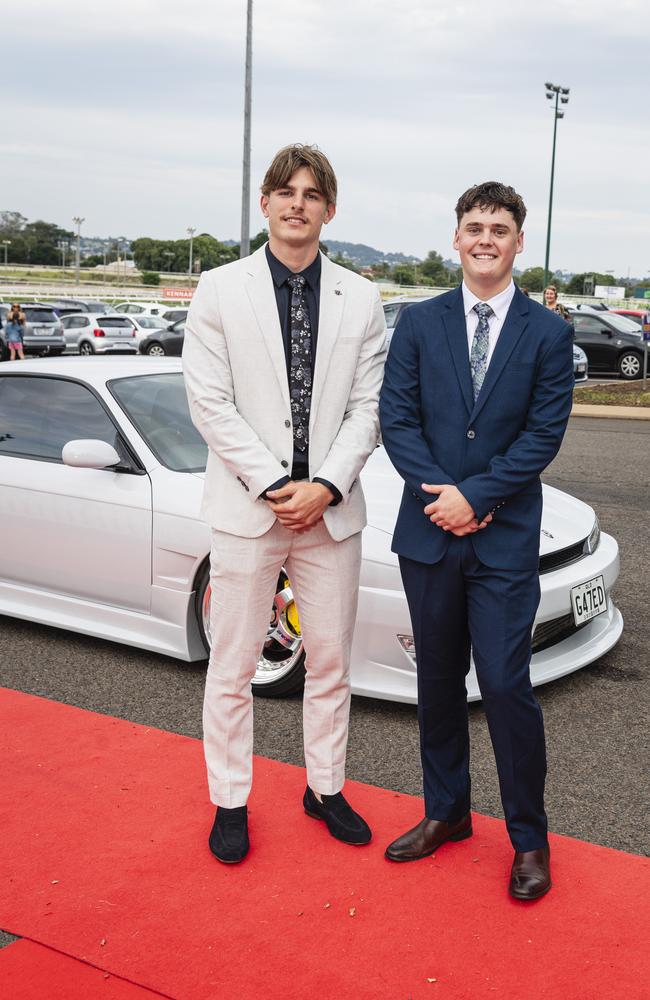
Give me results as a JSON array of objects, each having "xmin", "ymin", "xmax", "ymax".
[{"xmin": 379, "ymin": 182, "xmax": 574, "ymax": 899}]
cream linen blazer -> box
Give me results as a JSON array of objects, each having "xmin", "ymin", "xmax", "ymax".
[{"xmin": 183, "ymin": 245, "xmax": 387, "ymax": 540}]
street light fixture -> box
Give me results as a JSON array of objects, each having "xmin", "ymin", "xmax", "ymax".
[
  {"xmin": 240, "ymin": 0, "xmax": 253, "ymax": 258},
  {"xmin": 1, "ymin": 240, "xmax": 10, "ymax": 266},
  {"xmin": 187, "ymin": 227, "xmax": 196, "ymax": 284},
  {"xmin": 542, "ymin": 82, "xmax": 570, "ymax": 290},
  {"xmin": 72, "ymin": 216, "xmax": 85, "ymax": 285}
]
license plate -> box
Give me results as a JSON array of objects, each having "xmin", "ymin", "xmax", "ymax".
[
  {"xmin": 34, "ymin": 327, "xmax": 52, "ymax": 336},
  {"xmin": 571, "ymin": 575, "xmax": 607, "ymax": 626},
  {"xmin": 577, "ymin": 364, "xmax": 587, "ymax": 373}
]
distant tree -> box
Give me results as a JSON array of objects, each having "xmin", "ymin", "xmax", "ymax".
[
  {"xmin": 250, "ymin": 229, "xmax": 268, "ymax": 252},
  {"xmin": 370, "ymin": 261, "xmax": 391, "ymax": 278},
  {"xmin": 142, "ymin": 271, "xmax": 160, "ymax": 286},
  {"xmin": 565, "ymin": 272, "xmax": 618, "ymax": 295},
  {"xmin": 80, "ymin": 255, "xmax": 104, "ymax": 268},
  {"xmin": 332, "ymin": 252, "xmax": 360, "ymax": 273},
  {"xmin": 419, "ymin": 250, "xmax": 447, "ymax": 285},
  {"xmin": 392, "ymin": 264, "xmax": 417, "ymax": 286},
  {"xmin": 0, "ymin": 211, "xmax": 27, "ymax": 234}
]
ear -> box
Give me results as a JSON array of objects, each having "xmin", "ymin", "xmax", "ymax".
[
  {"xmin": 323, "ymin": 203, "xmax": 336, "ymax": 225},
  {"xmin": 452, "ymin": 228, "xmax": 460, "ymax": 251},
  {"xmin": 516, "ymin": 229, "xmax": 524, "ymax": 254},
  {"xmin": 260, "ymin": 194, "xmax": 269, "ymax": 219}
]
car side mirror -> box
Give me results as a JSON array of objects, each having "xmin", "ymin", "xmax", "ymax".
[{"xmin": 62, "ymin": 439, "xmax": 121, "ymax": 470}]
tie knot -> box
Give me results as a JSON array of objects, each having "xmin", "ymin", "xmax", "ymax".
[
  {"xmin": 473, "ymin": 302, "xmax": 493, "ymax": 322},
  {"xmin": 288, "ymin": 274, "xmax": 306, "ymax": 293}
]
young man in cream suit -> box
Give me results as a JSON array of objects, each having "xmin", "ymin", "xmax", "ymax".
[{"xmin": 183, "ymin": 144, "xmax": 386, "ymax": 863}]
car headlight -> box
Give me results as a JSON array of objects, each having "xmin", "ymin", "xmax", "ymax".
[{"xmin": 585, "ymin": 517, "xmax": 601, "ymax": 555}]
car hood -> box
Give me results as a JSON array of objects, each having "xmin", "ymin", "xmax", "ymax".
[{"xmin": 361, "ymin": 447, "xmax": 593, "ymax": 557}]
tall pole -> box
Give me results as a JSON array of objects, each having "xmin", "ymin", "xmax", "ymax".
[
  {"xmin": 2, "ymin": 240, "xmax": 10, "ymax": 265},
  {"xmin": 542, "ymin": 83, "xmax": 570, "ymax": 290},
  {"xmin": 73, "ymin": 216, "xmax": 84, "ymax": 285},
  {"xmin": 240, "ymin": 0, "xmax": 253, "ymax": 259},
  {"xmin": 187, "ymin": 226, "xmax": 196, "ymax": 284}
]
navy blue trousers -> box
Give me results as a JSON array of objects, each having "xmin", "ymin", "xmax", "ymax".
[{"xmin": 399, "ymin": 536, "xmax": 548, "ymax": 853}]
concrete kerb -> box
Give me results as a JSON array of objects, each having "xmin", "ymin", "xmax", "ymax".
[{"xmin": 571, "ymin": 404, "xmax": 650, "ymax": 420}]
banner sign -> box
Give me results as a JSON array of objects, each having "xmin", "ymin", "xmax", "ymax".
[{"xmin": 162, "ymin": 287, "xmax": 194, "ymax": 300}]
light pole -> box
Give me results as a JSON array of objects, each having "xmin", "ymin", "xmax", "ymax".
[
  {"xmin": 543, "ymin": 83, "xmax": 570, "ymax": 290},
  {"xmin": 187, "ymin": 227, "xmax": 196, "ymax": 284},
  {"xmin": 163, "ymin": 251, "xmax": 174, "ymax": 273},
  {"xmin": 1, "ymin": 240, "xmax": 10, "ymax": 266},
  {"xmin": 240, "ymin": 0, "xmax": 253, "ymax": 258},
  {"xmin": 73, "ymin": 216, "xmax": 85, "ymax": 285},
  {"xmin": 57, "ymin": 240, "xmax": 68, "ymax": 272}
]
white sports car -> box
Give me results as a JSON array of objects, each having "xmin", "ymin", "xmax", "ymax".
[{"xmin": 0, "ymin": 358, "xmax": 623, "ymax": 703}]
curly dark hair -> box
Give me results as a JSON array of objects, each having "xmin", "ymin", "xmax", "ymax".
[{"xmin": 455, "ymin": 182, "xmax": 527, "ymax": 231}]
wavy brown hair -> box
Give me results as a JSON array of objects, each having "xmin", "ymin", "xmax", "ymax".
[
  {"xmin": 455, "ymin": 182, "xmax": 527, "ymax": 231},
  {"xmin": 261, "ymin": 144, "xmax": 337, "ymax": 205}
]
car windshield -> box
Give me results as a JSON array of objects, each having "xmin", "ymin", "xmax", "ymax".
[
  {"xmin": 23, "ymin": 309, "xmax": 58, "ymax": 323},
  {"xmin": 604, "ymin": 313, "xmax": 643, "ymax": 334},
  {"xmin": 138, "ymin": 316, "xmax": 166, "ymax": 329},
  {"xmin": 109, "ymin": 372, "xmax": 207, "ymax": 473}
]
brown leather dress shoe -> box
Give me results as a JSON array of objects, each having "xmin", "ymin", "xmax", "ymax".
[
  {"xmin": 385, "ymin": 814, "xmax": 472, "ymax": 862},
  {"xmin": 509, "ymin": 846, "xmax": 551, "ymax": 900}
]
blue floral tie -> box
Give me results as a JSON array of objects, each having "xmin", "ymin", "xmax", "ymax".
[
  {"xmin": 287, "ymin": 274, "xmax": 312, "ymax": 452},
  {"xmin": 470, "ymin": 302, "xmax": 493, "ymax": 401}
]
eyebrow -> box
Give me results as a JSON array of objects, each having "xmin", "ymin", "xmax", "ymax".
[{"xmin": 277, "ymin": 184, "xmax": 323, "ymax": 196}]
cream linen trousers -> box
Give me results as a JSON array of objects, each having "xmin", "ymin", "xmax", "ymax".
[{"xmin": 204, "ymin": 518, "xmax": 362, "ymax": 807}]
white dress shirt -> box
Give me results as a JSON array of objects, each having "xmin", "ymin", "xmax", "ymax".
[{"xmin": 461, "ymin": 280, "xmax": 516, "ymax": 367}]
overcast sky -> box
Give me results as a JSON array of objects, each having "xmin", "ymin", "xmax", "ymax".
[{"xmin": 3, "ymin": 0, "xmax": 649, "ymax": 276}]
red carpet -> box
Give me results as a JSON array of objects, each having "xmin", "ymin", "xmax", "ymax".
[
  {"xmin": 0, "ymin": 939, "xmax": 169, "ymax": 998},
  {"xmin": 0, "ymin": 688, "xmax": 648, "ymax": 1000}
]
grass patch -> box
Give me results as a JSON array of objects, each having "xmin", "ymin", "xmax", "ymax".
[{"xmin": 574, "ymin": 382, "xmax": 650, "ymax": 407}]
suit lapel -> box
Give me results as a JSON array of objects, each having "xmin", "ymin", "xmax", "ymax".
[
  {"xmin": 310, "ymin": 252, "xmax": 344, "ymax": 429},
  {"xmin": 470, "ymin": 287, "xmax": 529, "ymax": 421},
  {"xmin": 243, "ymin": 245, "xmax": 290, "ymax": 409},
  {"xmin": 441, "ymin": 288, "xmax": 474, "ymax": 415}
]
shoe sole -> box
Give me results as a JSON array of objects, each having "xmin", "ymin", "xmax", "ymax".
[
  {"xmin": 384, "ymin": 825, "xmax": 473, "ymax": 862},
  {"xmin": 304, "ymin": 806, "xmax": 372, "ymax": 846}
]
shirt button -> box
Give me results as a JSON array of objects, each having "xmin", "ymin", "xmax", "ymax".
[
  {"xmin": 281, "ymin": 460, "xmax": 289, "ymax": 468},
  {"xmin": 467, "ymin": 429, "xmax": 476, "ymax": 440},
  {"xmin": 285, "ymin": 419, "xmax": 291, "ymax": 428}
]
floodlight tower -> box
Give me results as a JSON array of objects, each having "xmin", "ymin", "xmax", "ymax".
[{"xmin": 543, "ymin": 83, "xmax": 570, "ymax": 289}]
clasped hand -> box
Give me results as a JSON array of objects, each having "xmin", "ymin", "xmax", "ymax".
[
  {"xmin": 422, "ymin": 483, "xmax": 492, "ymax": 535},
  {"xmin": 266, "ymin": 481, "xmax": 334, "ymax": 533}
]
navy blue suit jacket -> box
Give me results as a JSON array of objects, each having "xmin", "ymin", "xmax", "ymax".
[{"xmin": 379, "ymin": 286, "xmax": 574, "ymax": 570}]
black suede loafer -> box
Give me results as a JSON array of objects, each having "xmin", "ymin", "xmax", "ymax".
[
  {"xmin": 208, "ymin": 805, "xmax": 249, "ymax": 864},
  {"xmin": 303, "ymin": 786, "xmax": 372, "ymax": 845}
]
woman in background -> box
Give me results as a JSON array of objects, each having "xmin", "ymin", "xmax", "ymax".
[{"xmin": 5, "ymin": 304, "xmax": 26, "ymax": 360}]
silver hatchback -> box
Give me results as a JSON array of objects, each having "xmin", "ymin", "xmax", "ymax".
[{"xmin": 60, "ymin": 313, "xmax": 139, "ymax": 355}]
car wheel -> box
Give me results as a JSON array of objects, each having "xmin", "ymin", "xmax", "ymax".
[
  {"xmin": 79, "ymin": 342, "xmax": 95, "ymax": 356},
  {"xmin": 618, "ymin": 351, "xmax": 642, "ymax": 380},
  {"xmin": 145, "ymin": 342, "xmax": 166, "ymax": 357},
  {"xmin": 196, "ymin": 565, "xmax": 306, "ymax": 697}
]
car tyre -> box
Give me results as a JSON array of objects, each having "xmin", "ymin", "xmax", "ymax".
[
  {"xmin": 79, "ymin": 342, "xmax": 95, "ymax": 356},
  {"xmin": 195, "ymin": 564, "xmax": 306, "ymax": 698},
  {"xmin": 617, "ymin": 351, "xmax": 642, "ymax": 380},
  {"xmin": 145, "ymin": 342, "xmax": 166, "ymax": 357}
]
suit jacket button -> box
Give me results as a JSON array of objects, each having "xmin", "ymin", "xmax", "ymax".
[
  {"xmin": 285, "ymin": 419, "xmax": 291, "ymax": 428},
  {"xmin": 467, "ymin": 429, "xmax": 476, "ymax": 440},
  {"xmin": 281, "ymin": 460, "xmax": 289, "ymax": 468}
]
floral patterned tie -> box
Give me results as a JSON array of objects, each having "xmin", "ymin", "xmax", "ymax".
[
  {"xmin": 287, "ymin": 274, "xmax": 312, "ymax": 452},
  {"xmin": 470, "ymin": 302, "xmax": 493, "ymax": 401}
]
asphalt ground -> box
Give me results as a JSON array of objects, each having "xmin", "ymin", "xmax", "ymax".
[{"xmin": 1, "ymin": 417, "xmax": 648, "ymax": 952}]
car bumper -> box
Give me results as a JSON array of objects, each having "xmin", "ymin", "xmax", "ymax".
[{"xmin": 349, "ymin": 530, "xmax": 622, "ymax": 704}]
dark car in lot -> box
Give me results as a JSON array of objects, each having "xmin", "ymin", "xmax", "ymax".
[
  {"xmin": 0, "ymin": 303, "xmax": 65, "ymax": 360},
  {"xmin": 611, "ymin": 309, "xmax": 647, "ymax": 329},
  {"xmin": 49, "ymin": 298, "xmax": 115, "ymax": 316},
  {"xmin": 569, "ymin": 308, "xmax": 649, "ymax": 380},
  {"xmin": 138, "ymin": 318, "xmax": 186, "ymax": 356}
]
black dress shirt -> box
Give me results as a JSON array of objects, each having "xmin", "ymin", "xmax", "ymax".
[{"xmin": 263, "ymin": 245, "xmax": 341, "ymax": 504}]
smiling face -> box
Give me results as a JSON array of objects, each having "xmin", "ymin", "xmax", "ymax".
[
  {"xmin": 453, "ymin": 206, "xmax": 523, "ymax": 299},
  {"xmin": 544, "ymin": 286, "xmax": 558, "ymax": 307},
  {"xmin": 261, "ymin": 165, "xmax": 335, "ymax": 259}
]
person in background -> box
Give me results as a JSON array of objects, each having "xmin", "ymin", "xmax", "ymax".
[
  {"xmin": 543, "ymin": 285, "xmax": 571, "ymax": 322},
  {"xmin": 5, "ymin": 304, "xmax": 25, "ymax": 360}
]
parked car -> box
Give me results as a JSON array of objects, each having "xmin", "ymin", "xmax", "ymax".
[
  {"xmin": 0, "ymin": 357, "xmax": 623, "ymax": 701},
  {"xmin": 59, "ymin": 313, "xmax": 139, "ymax": 355},
  {"xmin": 49, "ymin": 298, "xmax": 115, "ymax": 316},
  {"xmin": 384, "ymin": 298, "xmax": 589, "ymax": 382},
  {"xmin": 160, "ymin": 307, "xmax": 189, "ymax": 323},
  {"xmin": 568, "ymin": 308, "xmax": 649, "ymax": 380},
  {"xmin": 138, "ymin": 318, "xmax": 186, "ymax": 356},
  {"xmin": 113, "ymin": 301, "xmax": 168, "ymax": 317},
  {"xmin": 0, "ymin": 304, "xmax": 65, "ymax": 360}
]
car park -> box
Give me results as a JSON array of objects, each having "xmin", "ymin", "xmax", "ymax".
[
  {"xmin": 568, "ymin": 308, "xmax": 649, "ymax": 380},
  {"xmin": 0, "ymin": 303, "xmax": 65, "ymax": 360},
  {"xmin": 383, "ymin": 298, "xmax": 590, "ymax": 382},
  {"xmin": 59, "ymin": 313, "xmax": 139, "ymax": 355},
  {"xmin": 138, "ymin": 318, "xmax": 186, "ymax": 356},
  {"xmin": 0, "ymin": 357, "xmax": 623, "ymax": 702},
  {"xmin": 49, "ymin": 298, "xmax": 115, "ymax": 316}
]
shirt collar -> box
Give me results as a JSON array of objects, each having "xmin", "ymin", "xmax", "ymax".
[
  {"xmin": 462, "ymin": 280, "xmax": 515, "ymax": 322},
  {"xmin": 266, "ymin": 244, "xmax": 321, "ymax": 291}
]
